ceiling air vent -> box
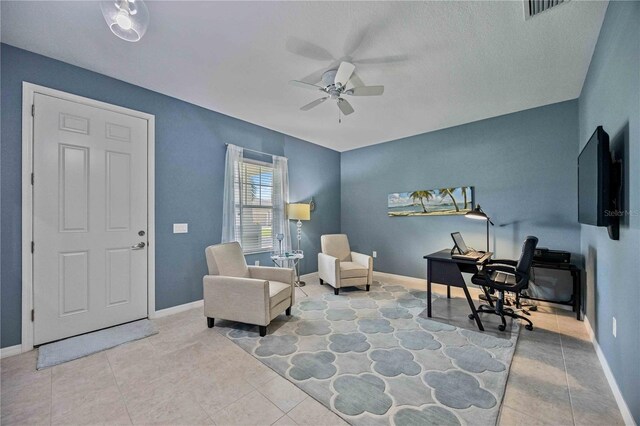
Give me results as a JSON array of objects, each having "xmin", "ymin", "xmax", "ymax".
[{"xmin": 526, "ymin": 0, "xmax": 566, "ymax": 19}]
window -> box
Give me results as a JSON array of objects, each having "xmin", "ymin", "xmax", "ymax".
[{"xmin": 234, "ymin": 158, "xmax": 274, "ymax": 253}]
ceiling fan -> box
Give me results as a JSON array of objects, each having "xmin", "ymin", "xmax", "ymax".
[{"xmin": 289, "ymin": 62, "xmax": 384, "ymax": 119}]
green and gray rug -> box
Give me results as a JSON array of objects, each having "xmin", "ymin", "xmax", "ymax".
[{"xmin": 216, "ymin": 280, "xmax": 518, "ymax": 425}]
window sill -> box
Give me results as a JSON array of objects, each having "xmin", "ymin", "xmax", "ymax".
[{"xmin": 243, "ymin": 250, "xmax": 273, "ymax": 255}]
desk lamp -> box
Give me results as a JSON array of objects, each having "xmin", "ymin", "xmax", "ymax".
[{"xmin": 465, "ymin": 205, "xmax": 494, "ymax": 252}]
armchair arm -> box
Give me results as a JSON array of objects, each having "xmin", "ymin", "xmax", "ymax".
[
  {"xmin": 318, "ymin": 252, "xmax": 340, "ymax": 286},
  {"xmin": 248, "ymin": 266, "xmax": 295, "ymax": 285},
  {"xmin": 351, "ymin": 251, "xmax": 373, "ymax": 284},
  {"xmin": 203, "ymin": 275, "xmax": 269, "ymax": 326}
]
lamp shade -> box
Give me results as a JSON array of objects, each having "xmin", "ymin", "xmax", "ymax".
[
  {"xmin": 288, "ymin": 203, "xmax": 310, "ymax": 221},
  {"xmin": 465, "ymin": 206, "xmax": 488, "ymax": 220}
]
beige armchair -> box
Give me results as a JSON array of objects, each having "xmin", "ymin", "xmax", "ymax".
[
  {"xmin": 203, "ymin": 242, "xmax": 295, "ymax": 336},
  {"xmin": 318, "ymin": 234, "xmax": 373, "ymax": 295}
]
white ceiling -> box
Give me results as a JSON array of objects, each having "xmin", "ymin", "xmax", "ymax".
[{"xmin": 1, "ymin": 1, "xmax": 607, "ymax": 152}]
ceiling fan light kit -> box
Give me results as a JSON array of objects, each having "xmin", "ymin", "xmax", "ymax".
[
  {"xmin": 289, "ymin": 61, "xmax": 384, "ymax": 122},
  {"xmin": 101, "ymin": 0, "xmax": 149, "ymax": 42}
]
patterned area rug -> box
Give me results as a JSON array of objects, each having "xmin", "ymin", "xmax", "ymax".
[{"xmin": 216, "ymin": 279, "xmax": 518, "ymax": 425}]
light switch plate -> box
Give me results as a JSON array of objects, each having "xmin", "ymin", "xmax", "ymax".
[
  {"xmin": 173, "ymin": 223, "xmax": 188, "ymax": 234},
  {"xmin": 373, "ymin": 251, "xmax": 377, "ymax": 258}
]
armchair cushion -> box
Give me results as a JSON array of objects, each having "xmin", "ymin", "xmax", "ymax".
[
  {"xmin": 340, "ymin": 262, "xmax": 369, "ymax": 279},
  {"xmin": 205, "ymin": 242, "xmax": 249, "ymax": 277},
  {"xmin": 321, "ymin": 234, "xmax": 352, "ymax": 262},
  {"xmin": 269, "ymin": 281, "xmax": 292, "ymax": 308}
]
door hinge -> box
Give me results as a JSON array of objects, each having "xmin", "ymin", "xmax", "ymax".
[
  {"xmin": 31, "ymin": 309, "xmax": 34, "ymax": 322},
  {"xmin": 31, "ymin": 104, "xmax": 35, "ymax": 117},
  {"xmin": 31, "ymin": 241, "xmax": 34, "ymax": 253},
  {"xmin": 31, "ymin": 173, "xmax": 34, "ymax": 185}
]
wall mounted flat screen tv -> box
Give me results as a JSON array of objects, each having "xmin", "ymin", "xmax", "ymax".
[{"xmin": 578, "ymin": 126, "xmax": 611, "ymax": 226}]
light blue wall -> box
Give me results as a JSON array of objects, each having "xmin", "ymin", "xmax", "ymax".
[
  {"xmin": 0, "ymin": 44, "xmax": 340, "ymax": 348},
  {"xmin": 578, "ymin": 1, "xmax": 640, "ymax": 422},
  {"xmin": 341, "ymin": 100, "xmax": 580, "ymax": 279}
]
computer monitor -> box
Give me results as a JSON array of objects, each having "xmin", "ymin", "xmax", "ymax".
[{"xmin": 451, "ymin": 232, "xmax": 469, "ymax": 254}]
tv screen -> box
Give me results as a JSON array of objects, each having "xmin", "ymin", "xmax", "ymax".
[{"xmin": 578, "ymin": 126, "xmax": 611, "ymax": 226}]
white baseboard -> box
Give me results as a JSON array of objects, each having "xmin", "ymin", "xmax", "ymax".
[
  {"xmin": 0, "ymin": 344, "xmax": 23, "ymax": 359},
  {"xmin": 584, "ymin": 315, "xmax": 636, "ymax": 426},
  {"xmin": 152, "ymin": 299, "xmax": 203, "ymax": 319}
]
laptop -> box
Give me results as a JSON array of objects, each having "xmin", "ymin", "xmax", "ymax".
[{"xmin": 451, "ymin": 232, "xmax": 485, "ymax": 260}]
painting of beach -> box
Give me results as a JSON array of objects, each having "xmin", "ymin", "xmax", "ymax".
[{"xmin": 388, "ymin": 187, "xmax": 475, "ymax": 216}]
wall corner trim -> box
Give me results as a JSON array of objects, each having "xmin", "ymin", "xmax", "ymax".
[
  {"xmin": 0, "ymin": 345, "xmax": 24, "ymax": 359},
  {"xmin": 584, "ymin": 315, "xmax": 637, "ymax": 426}
]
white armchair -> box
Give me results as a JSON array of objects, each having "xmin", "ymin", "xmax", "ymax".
[
  {"xmin": 317, "ymin": 234, "xmax": 373, "ymax": 295},
  {"xmin": 203, "ymin": 242, "xmax": 295, "ymax": 336}
]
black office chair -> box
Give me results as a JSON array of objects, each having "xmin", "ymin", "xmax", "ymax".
[{"xmin": 470, "ymin": 236, "xmax": 538, "ymax": 331}]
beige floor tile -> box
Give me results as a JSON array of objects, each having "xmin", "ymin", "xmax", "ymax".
[
  {"xmin": 570, "ymin": 387, "xmax": 625, "ymax": 426},
  {"xmin": 210, "ymin": 390, "xmax": 284, "ymax": 426},
  {"xmin": 0, "ymin": 372, "xmax": 52, "ymax": 425},
  {"xmin": 287, "ymin": 397, "xmax": 348, "ymax": 426},
  {"xmin": 502, "ymin": 357, "xmax": 574, "ymax": 425},
  {"xmin": 499, "ymin": 404, "xmax": 571, "ymax": 426},
  {"xmin": 1, "ymin": 350, "xmax": 50, "ymax": 391},
  {"xmin": 257, "ymin": 375, "xmax": 307, "ymax": 413},
  {"xmin": 189, "ymin": 361, "xmax": 256, "ymax": 416},
  {"xmin": 51, "ymin": 385, "xmax": 131, "ymax": 425},
  {"xmin": 271, "ymin": 414, "xmax": 298, "ymax": 425},
  {"xmin": 121, "ymin": 370, "xmax": 212, "ymax": 425}
]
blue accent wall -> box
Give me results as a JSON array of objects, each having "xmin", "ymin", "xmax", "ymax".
[
  {"xmin": 0, "ymin": 44, "xmax": 340, "ymax": 348},
  {"xmin": 578, "ymin": 1, "xmax": 640, "ymax": 422},
  {"xmin": 341, "ymin": 100, "xmax": 580, "ymax": 279}
]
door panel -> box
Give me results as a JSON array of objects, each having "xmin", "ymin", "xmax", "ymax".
[{"xmin": 33, "ymin": 93, "xmax": 148, "ymax": 345}]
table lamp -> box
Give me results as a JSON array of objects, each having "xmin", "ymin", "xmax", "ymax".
[
  {"xmin": 465, "ymin": 205, "xmax": 494, "ymax": 252},
  {"xmin": 288, "ymin": 203, "xmax": 310, "ymax": 253}
]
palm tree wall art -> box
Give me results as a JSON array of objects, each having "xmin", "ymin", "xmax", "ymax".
[{"xmin": 388, "ymin": 186, "xmax": 475, "ymax": 217}]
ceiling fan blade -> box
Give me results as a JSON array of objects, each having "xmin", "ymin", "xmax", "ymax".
[
  {"xmin": 337, "ymin": 98, "xmax": 355, "ymax": 115},
  {"xmin": 335, "ymin": 62, "xmax": 355, "ymax": 87},
  {"xmin": 348, "ymin": 71, "xmax": 366, "ymax": 89},
  {"xmin": 300, "ymin": 97, "xmax": 328, "ymax": 111},
  {"xmin": 345, "ymin": 85, "xmax": 384, "ymax": 96},
  {"xmin": 286, "ymin": 37, "xmax": 334, "ymax": 61},
  {"xmin": 289, "ymin": 80, "xmax": 323, "ymax": 91}
]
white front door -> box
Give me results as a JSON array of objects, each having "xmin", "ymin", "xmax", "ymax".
[{"xmin": 32, "ymin": 93, "xmax": 149, "ymax": 345}]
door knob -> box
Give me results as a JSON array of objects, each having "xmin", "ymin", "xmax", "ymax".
[{"xmin": 131, "ymin": 242, "xmax": 146, "ymax": 250}]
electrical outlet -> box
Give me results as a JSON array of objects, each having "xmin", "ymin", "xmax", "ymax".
[
  {"xmin": 173, "ymin": 223, "xmax": 188, "ymax": 233},
  {"xmin": 254, "ymin": 260, "xmax": 260, "ymax": 266},
  {"xmin": 372, "ymin": 251, "xmax": 377, "ymax": 258},
  {"xmin": 612, "ymin": 317, "xmax": 617, "ymax": 338}
]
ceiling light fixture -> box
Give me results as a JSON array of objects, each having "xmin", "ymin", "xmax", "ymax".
[{"xmin": 100, "ymin": 0, "xmax": 149, "ymax": 42}]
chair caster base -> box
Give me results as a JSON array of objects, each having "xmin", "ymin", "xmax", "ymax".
[
  {"xmin": 207, "ymin": 317, "xmax": 214, "ymax": 328},
  {"xmin": 259, "ymin": 326, "xmax": 267, "ymax": 337},
  {"xmin": 525, "ymin": 324, "xmax": 534, "ymax": 331},
  {"xmin": 468, "ymin": 314, "xmax": 475, "ymax": 320},
  {"xmin": 498, "ymin": 324, "xmax": 506, "ymax": 331}
]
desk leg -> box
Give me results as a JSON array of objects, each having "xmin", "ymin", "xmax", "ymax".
[
  {"xmin": 447, "ymin": 286, "xmax": 451, "ymax": 299},
  {"xmin": 461, "ymin": 285, "xmax": 484, "ymax": 331},
  {"xmin": 574, "ymin": 270, "xmax": 582, "ymax": 321},
  {"xmin": 427, "ymin": 260, "xmax": 432, "ymax": 317}
]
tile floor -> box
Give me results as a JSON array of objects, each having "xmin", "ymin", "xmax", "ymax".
[{"xmin": 0, "ymin": 273, "xmax": 624, "ymax": 425}]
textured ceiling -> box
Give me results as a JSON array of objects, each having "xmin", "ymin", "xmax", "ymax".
[{"xmin": 1, "ymin": 1, "xmax": 607, "ymax": 152}]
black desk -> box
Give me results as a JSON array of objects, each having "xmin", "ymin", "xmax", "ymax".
[
  {"xmin": 424, "ymin": 249, "xmax": 493, "ymax": 331},
  {"xmin": 527, "ymin": 262, "xmax": 583, "ymax": 320}
]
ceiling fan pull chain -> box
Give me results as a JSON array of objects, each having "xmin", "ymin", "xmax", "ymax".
[{"xmin": 338, "ymin": 107, "xmax": 341, "ymax": 124}]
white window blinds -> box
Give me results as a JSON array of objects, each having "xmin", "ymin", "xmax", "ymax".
[{"xmin": 234, "ymin": 159, "xmax": 274, "ymax": 253}]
